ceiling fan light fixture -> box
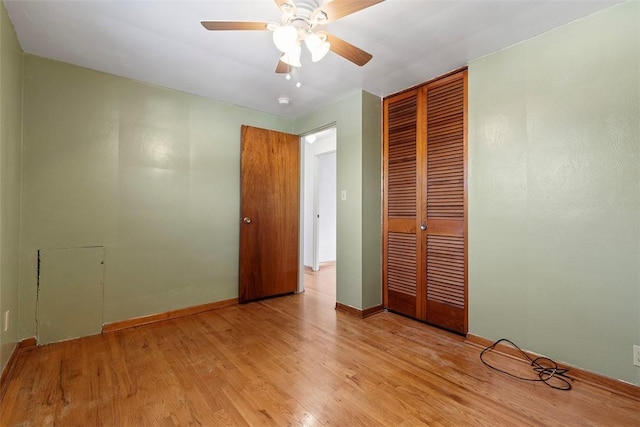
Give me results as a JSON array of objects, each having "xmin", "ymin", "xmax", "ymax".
[
  {"xmin": 304, "ymin": 32, "xmax": 321, "ymax": 51},
  {"xmin": 312, "ymin": 42, "xmax": 330, "ymax": 62},
  {"xmin": 305, "ymin": 32, "xmax": 330, "ymax": 62},
  {"xmin": 273, "ymin": 25, "xmax": 298, "ymax": 53},
  {"xmin": 280, "ymin": 43, "xmax": 302, "ymax": 67}
]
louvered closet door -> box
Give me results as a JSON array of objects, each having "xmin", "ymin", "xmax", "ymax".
[
  {"xmin": 383, "ymin": 90, "xmax": 423, "ymax": 318},
  {"xmin": 422, "ymin": 71, "xmax": 467, "ymax": 333}
]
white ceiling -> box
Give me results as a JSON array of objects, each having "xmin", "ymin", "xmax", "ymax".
[{"xmin": 5, "ymin": 0, "xmax": 622, "ymax": 118}]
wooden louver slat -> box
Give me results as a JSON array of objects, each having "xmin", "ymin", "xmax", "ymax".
[
  {"xmin": 427, "ymin": 79, "xmax": 464, "ymax": 220},
  {"xmin": 387, "ymin": 232, "xmax": 417, "ymax": 296},
  {"xmin": 427, "ymin": 235, "xmax": 465, "ymax": 308},
  {"xmin": 388, "ymin": 94, "xmax": 418, "ymax": 218}
]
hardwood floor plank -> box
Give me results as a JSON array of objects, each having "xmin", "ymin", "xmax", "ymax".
[{"xmin": 1, "ymin": 263, "xmax": 639, "ymax": 426}]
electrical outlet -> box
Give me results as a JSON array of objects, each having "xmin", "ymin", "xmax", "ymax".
[
  {"xmin": 3, "ymin": 310, "xmax": 9, "ymax": 332},
  {"xmin": 634, "ymin": 345, "xmax": 640, "ymax": 367}
]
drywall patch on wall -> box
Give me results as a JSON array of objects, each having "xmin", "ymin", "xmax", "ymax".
[{"xmin": 36, "ymin": 247, "xmax": 104, "ymax": 345}]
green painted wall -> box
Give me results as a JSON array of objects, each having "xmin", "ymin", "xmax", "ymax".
[
  {"xmin": 0, "ymin": 1, "xmax": 23, "ymax": 373},
  {"xmin": 293, "ymin": 90, "xmax": 382, "ymax": 310},
  {"xmin": 468, "ymin": 2, "xmax": 640, "ymax": 385},
  {"xmin": 20, "ymin": 55, "xmax": 293, "ymax": 337},
  {"xmin": 5, "ymin": 0, "xmax": 635, "ymax": 388},
  {"xmin": 361, "ymin": 91, "xmax": 382, "ymax": 309},
  {"xmin": 294, "ymin": 92, "xmax": 363, "ymax": 308}
]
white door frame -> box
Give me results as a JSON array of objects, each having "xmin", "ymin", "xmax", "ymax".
[
  {"xmin": 312, "ymin": 153, "xmax": 320, "ymax": 272},
  {"xmin": 297, "ymin": 124, "xmax": 337, "ymax": 293}
]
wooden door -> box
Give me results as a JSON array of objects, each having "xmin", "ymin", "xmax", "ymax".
[
  {"xmin": 423, "ymin": 71, "xmax": 468, "ymax": 333},
  {"xmin": 37, "ymin": 246, "xmax": 104, "ymax": 344},
  {"xmin": 383, "ymin": 89, "xmax": 424, "ymax": 318},
  {"xmin": 383, "ymin": 70, "xmax": 467, "ymax": 334},
  {"xmin": 239, "ymin": 125, "xmax": 299, "ymax": 303}
]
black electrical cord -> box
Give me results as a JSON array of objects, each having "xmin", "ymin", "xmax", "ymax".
[{"xmin": 480, "ymin": 338, "xmax": 573, "ymax": 391}]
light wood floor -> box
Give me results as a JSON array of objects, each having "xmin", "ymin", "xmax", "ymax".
[{"xmin": 1, "ymin": 264, "xmax": 639, "ymax": 426}]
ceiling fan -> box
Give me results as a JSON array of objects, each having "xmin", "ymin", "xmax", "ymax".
[{"xmin": 201, "ymin": 0, "xmax": 384, "ymax": 73}]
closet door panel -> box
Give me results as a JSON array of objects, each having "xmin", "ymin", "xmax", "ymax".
[
  {"xmin": 423, "ymin": 71, "xmax": 467, "ymax": 333},
  {"xmin": 383, "ymin": 90, "xmax": 422, "ymax": 318},
  {"xmin": 383, "ymin": 69, "xmax": 467, "ymax": 331}
]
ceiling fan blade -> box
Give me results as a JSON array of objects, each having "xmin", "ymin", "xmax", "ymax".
[
  {"xmin": 320, "ymin": 0, "xmax": 384, "ymax": 23},
  {"xmin": 275, "ymin": 58, "xmax": 291, "ymax": 74},
  {"xmin": 325, "ymin": 33, "xmax": 373, "ymax": 66},
  {"xmin": 201, "ymin": 21, "xmax": 269, "ymax": 31}
]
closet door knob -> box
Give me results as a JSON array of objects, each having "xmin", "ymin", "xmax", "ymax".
[
  {"xmin": 243, "ymin": 217, "xmax": 252, "ymax": 224},
  {"xmin": 420, "ymin": 223, "xmax": 427, "ymax": 231}
]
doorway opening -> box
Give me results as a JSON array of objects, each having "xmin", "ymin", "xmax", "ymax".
[{"xmin": 300, "ymin": 127, "xmax": 336, "ymax": 300}]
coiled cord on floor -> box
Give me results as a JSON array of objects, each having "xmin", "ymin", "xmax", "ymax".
[{"xmin": 480, "ymin": 338, "xmax": 573, "ymax": 391}]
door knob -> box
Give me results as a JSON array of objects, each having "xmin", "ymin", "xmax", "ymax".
[
  {"xmin": 420, "ymin": 223, "xmax": 427, "ymax": 231},
  {"xmin": 243, "ymin": 217, "xmax": 252, "ymax": 224}
]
